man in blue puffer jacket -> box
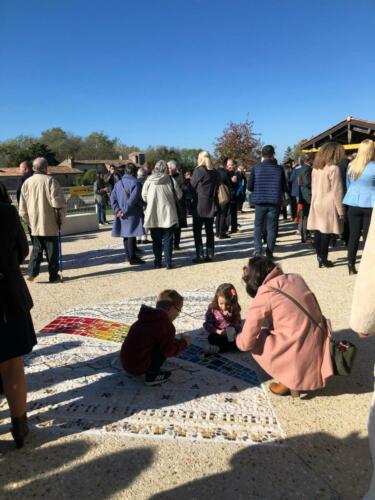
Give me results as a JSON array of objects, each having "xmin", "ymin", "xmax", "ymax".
[{"xmin": 247, "ymin": 145, "xmax": 288, "ymax": 257}]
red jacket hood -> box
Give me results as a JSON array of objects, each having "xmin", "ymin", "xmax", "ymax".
[{"xmin": 138, "ymin": 304, "xmax": 170, "ymax": 323}]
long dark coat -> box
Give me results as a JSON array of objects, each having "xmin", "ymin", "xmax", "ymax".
[
  {"xmin": 190, "ymin": 166, "xmax": 220, "ymax": 219},
  {"xmin": 110, "ymin": 174, "xmax": 145, "ymax": 238},
  {"xmin": 0, "ymin": 203, "xmax": 33, "ymax": 321}
]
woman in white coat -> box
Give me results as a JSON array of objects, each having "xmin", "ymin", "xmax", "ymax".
[{"xmin": 142, "ymin": 160, "xmax": 182, "ymax": 270}]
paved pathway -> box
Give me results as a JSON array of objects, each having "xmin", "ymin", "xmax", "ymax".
[{"xmin": 0, "ymin": 211, "xmax": 373, "ymax": 499}]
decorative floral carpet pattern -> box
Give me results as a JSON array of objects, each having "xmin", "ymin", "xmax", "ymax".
[{"xmin": 14, "ymin": 290, "xmax": 284, "ymax": 444}]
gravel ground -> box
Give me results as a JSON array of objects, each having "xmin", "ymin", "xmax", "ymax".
[{"xmin": 0, "ymin": 210, "xmax": 373, "ymax": 499}]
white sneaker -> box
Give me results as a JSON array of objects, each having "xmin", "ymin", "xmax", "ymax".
[{"xmin": 203, "ymin": 344, "xmax": 220, "ymax": 355}]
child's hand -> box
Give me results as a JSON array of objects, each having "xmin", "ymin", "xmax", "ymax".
[{"xmin": 183, "ymin": 334, "xmax": 192, "ymax": 346}]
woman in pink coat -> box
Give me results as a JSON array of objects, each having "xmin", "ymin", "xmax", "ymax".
[
  {"xmin": 307, "ymin": 142, "xmax": 345, "ymax": 268},
  {"xmin": 236, "ymin": 256, "xmax": 333, "ymax": 396}
]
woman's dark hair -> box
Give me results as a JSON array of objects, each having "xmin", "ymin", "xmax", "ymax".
[
  {"xmin": 242, "ymin": 256, "xmax": 277, "ymax": 298},
  {"xmin": 124, "ymin": 162, "xmax": 137, "ymax": 176},
  {"xmin": 0, "ymin": 182, "xmax": 12, "ymax": 204},
  {"xmin": 210, "ymin": 283, "xmax": 241, "ymax": 321}
]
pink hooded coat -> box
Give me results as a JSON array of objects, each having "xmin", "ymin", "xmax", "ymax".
[{"xmin": 236, "ymin": 267, "xmax": 333, "ymax": 391}]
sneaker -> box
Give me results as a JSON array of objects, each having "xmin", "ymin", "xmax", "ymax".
[
  {"xmin": 145, "ymin": 371, "xmax": 171, "ymax": 386},
  {"xmin": 203, "ymin": 344, "xmax": 220, "ymax": 355}
]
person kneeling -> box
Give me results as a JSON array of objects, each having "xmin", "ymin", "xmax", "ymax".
[
  {"xmin": 120, "ymin": 290, "xmax": 191, "ymax": 385},
  {"xmin": 236, "ymin": 256, "xmax": 333, "ymax": 397}
]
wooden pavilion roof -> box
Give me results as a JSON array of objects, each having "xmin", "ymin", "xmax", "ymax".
[{"xmin": 302, "ymin": 116, "xmax": 375, "ymax": 151}]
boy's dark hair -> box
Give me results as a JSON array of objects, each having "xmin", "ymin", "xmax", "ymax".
[
  {"xmin": 210, "ymin": 283, "xmax": 241, "ymax": 321},
  {"xmin": 156, "ymin": 289, "xmax": 184, "ymax": 311},
  {"xmin": 242, "ymin": 256, "xmax": 277, "ymax": 298},
  {"xmin": 261, "ymin": 145, "xmax": 275, "ymax": 159}
]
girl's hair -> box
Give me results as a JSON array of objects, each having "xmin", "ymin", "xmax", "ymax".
[
  {"xmin": 348, "ymin": 139, "xmax": 375, "ymax": 180},
  {"xmin": 0, "ymin": 182, "xmax": 12, "ymax": 204},
  {"xmin": 197, "ymin": 150, "xmax": 213, "ymax": 170},
  {"xmin": 242, "ymin": 256, "xmax": 277, "ymax": 298},
  {"xmin": 156, "ymin": 289, "xmax": 184, "ymax": 311},
  {"xmin": 153, "ymin": 160, "xmax": 168, "ymax": 174},
  {"xmin": 210, "ymin": 283, "xmax": 241, "ymax": 320},
  {"xmin": 312, "ymin": 142, "xmax": 345, "ymax": 170}
]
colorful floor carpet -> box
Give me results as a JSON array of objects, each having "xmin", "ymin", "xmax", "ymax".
[{"xmin": 10, "ymin": 290, "xmax": 284, "ymax": 444}]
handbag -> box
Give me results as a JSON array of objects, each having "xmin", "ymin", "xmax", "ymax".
[
  {"xmin": 218, "ymin": 183, "xmax": 230, "ymax": 207},
  {"xmin": 269, "ymin": 286, "xmax": 357, "ymax": 376}
]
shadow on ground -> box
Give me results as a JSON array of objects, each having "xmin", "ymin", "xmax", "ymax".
[
  {"xmin": 0, "ymin": 437, "xmax": 154, "ymax": 499},
  {"xmin": 0, "ymin": 431, "xmax": 370, "ymax": 499}
]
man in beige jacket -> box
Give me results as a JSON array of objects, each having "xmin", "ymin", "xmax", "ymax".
[{"xmin": 19, "ymin": 157, "xmax": 66, "ymax": 283}]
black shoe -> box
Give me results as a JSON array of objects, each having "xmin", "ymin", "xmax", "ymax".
[
  {"xmin": 218, "ymin": 234, "xmax": 231, "ymax": 239},
  {"xmin": 348, "ymin": 263, "xmax": 358, "ymax": 275},
  {"xmin": 166, "ymin": 264, "xmax": 174, "ymax": 270},
  {"xmin": 265, "ymin": 249, "xmax": 274, "ymax": 259},
  {"xmin": 229, "ymin": 229, "xmax": 238, "ymax": 234},
  {"xmin": 154, "ymin": 263, "xmax": 163, "ymax": 269},
  {"xmin": 204, "ymin": 256, "xmax": 213, "ymax": 262},
  {"xmin": 318, "ymin": 257, "xmax": 334, "ymax": 268},
  {"xmin": 145, "ymin": 371, "xmax": 171, "ymax": 386},
  {"xmin": 192, "ymin": 257, "xmax": 203, "ymax": 264},
  {"xmin": 174, "ymin": 245, "xmax": 180, "ymax": 250},
  {"xmin": 49, "ymin": 275, "xmax": 62, "ymax": 283},
  {"xmin": 11, "ymin": 413, "xmax": 29, "ymax": 449},
  {"xmin": 129, "ymin": 257, "xmax": 145, "ymax": 265}
]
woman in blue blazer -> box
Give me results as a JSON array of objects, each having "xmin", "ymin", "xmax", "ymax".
[{"xmin": 343, "ymin": 139, "xmax": 375, "ymax": 274}]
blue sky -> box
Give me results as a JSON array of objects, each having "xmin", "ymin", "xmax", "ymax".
[{"xmin": 1, "ymin": 0, "xmax": 374, "ymax": 158}]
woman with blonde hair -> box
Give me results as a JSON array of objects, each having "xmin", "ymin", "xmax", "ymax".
[
  {"xmin": 343, "ymin": 139, "xmax": 375, "ymax": 274},
  {"xmin": 307, "ymin": 142, "xmax": 345, "ymax": 267},
  {"xmin": 190, "ymin": 150, "xmax": 220, "ymax": 262}
]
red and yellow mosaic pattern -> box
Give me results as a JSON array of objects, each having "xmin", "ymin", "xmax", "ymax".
[{"xmin": 40, "ymin": 316, "xmax": 129, "ymax": 343}]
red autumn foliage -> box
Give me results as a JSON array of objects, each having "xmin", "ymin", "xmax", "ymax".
[{"xmin": 214, "ymin": 120, "xmax": 262, "ymax": 169}]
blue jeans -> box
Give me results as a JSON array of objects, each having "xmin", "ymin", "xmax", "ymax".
[
  {"xmin": 150, "ymin": 226, "xmax": 175, "ymax": 266},
  {"xmin": 97, "ymin": 204, "xmax": 107, "ymax": 224},
  {"xmin": 254, "ymin": 204, "xmax": 279, "ymax": 254}
]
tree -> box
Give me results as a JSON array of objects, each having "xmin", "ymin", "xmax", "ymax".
[
  {"xmin": 213, "ymin": 120, "xmax": 261, "ymax": 168},
  {"xmin": 291, "ymin": 139, "xmax": 309, "ymax": 162},
  {"xmin": 77, "ymin": 132, "xmax": 118, "ymax": 160},
  {"xmin": 0, "ymin": 137, "xmax": 57, "ymax": 166},
  {"xmin": 179, "ymin": 148, "xmax": 201, "ymax": 171},
  {"xmin": 283, "ymin": 146, "xmax": 293, "ymax": 163},
  {"xmin": 145, "ymin": 146, "xmax": 181, "ymax": 168},
  {"xmin": 41, "ymin": 127, "xmax": 83, "ymax": 162}
]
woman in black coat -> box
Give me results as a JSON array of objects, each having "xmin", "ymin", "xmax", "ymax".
[
  {"xmin": 0, "ymin": 185, "xmax": 36, "ymax": 448},
  {"xmin": 190, "ymin": 151, "xmax": 220, "ymax": 262}
]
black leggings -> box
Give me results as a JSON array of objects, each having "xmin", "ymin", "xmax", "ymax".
[
  {"xmin": 347, "ymin": 206, "xmax": 372, "ymax": 263},
  {"xmin": 208, "ymin": 333, "xmax": 238, "ymax": 353}
]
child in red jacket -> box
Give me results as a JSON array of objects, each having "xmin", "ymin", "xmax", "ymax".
[{"xmin": 120, "ymin": 290, "xmax": 191, "ymax": 385}]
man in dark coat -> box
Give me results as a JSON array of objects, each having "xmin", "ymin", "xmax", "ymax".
[
  {"xmin": 16, "ymin": 161, "xmax": 33, "ymax": 204},
  {"xmin": 298, "ymin": 154, "xmax": 313, "ymax": 243},
  {"xmin": 215, "ymin": 163, "xmax": 231, "ymax": 239},
  {"xmin": 226, "ymin": 159, "xmax": 239, "ymax": 233}
]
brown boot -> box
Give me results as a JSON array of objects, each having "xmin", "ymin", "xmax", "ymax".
[
  {"xmin": 11, "ymin": 413, "xmax": 29, "ymax": 449},
  {"xmin": 269, "ymin": 382, "xmax": 300, "ymax": 398}
]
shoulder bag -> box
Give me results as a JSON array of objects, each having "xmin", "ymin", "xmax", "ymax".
[{"xmin": 269, "ymin": 286, "xmax": 357, "ymax": 376}]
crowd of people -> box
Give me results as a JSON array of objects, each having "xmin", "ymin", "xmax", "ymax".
[{"xmin": 0, "ymin": 140, "xmax": 373, "ymax": 480}]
